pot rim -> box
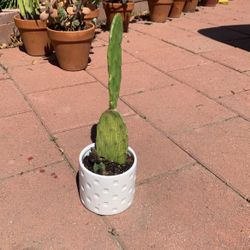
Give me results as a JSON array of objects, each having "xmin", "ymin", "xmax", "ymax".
[
  {"xmin": 103, "ymin": 1, "xmax": 135, "ymax": 9},
  {"xmin": 13, "ymin": 14, "xmax": 43, "ymax": 23},
  {"xmin": 79, "ymin": 143, "xmax": 137, "ymax": 179},
  {"xmin": 46, "ymin": 22, "xmax": 95, "ymax": 34}
]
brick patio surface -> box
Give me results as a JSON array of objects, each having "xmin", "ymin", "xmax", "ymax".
[{"xmin": 0, "ymin": 0, "xmax": 250, "ymax": 249}]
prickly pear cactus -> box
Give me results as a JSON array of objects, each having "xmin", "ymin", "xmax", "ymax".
[
  {"xmin": 107, "ymin": 13, "xmax": 123, "ymax": 110},
  {"xmin": 96, "ymin": 14, "xmax": 128, "ymax": 165},
  {"xmin": 96, "ymin": 110, "xmax": 128, "ymax": 164}
]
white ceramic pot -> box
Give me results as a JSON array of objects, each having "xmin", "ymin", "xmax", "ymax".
[{"xmin": 79, "ymin": 143, "xmax": 137, "ymax": 215}]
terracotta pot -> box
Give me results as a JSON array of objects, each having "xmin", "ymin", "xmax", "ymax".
[
  {"xmin": 147, "ymin": 0, "xmax": 173, "ymax": 23},
  {"xmin": 169, "ymin": 0, "xmax": 186, "ymax": 18},
  {"xmin": 47, "ymin": 23, "xmax": 95, "ymax": 71},
  {"xmin": 103, "ymin": 1, "xmax": 134, "ymax": 32},
  {"xmin": 200, "ymin": 0, "xmax": 218, "ymax": 6},
  {"xmin": 183, "ymin": 0, "xmax": 198, "ymax": 12},
  {"xmin": 14, "ymin": 14, "xmax": 52, "ymax": 56},
  {"xmin": 85, "ymin": 8, "xmax": 100, "ymax": 21}
]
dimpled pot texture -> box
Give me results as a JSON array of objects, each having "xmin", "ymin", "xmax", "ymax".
[
  {"xmin": 148, "ymin": 0, "xmax": 173, "ymax": 23},
  {"xmin": 169, "ymin": 0, "xmax": 186, "ymax": 18},
  {"xmin": 14, "ymin": 14, "xmax": 52, "ymax": 56},
  {"xmin": 183, "ymin": 0, "xmax": 198, "ymax": 12},
  {"xmin": 79, "ymin": 143, "xmax": 137, "ymax": 215},
  {"xmin": 47, "ymin": 22, "xmax": 95, "ymax": 71},
  {"xmin": 103, "ymin": 1, "xmax": 135, "ymax": 32}
]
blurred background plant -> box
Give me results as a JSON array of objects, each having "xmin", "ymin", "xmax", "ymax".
[
  {"xmin": 17, "ymin": 0, "xmax": 41, "ymax": 19},
  {"xmin": 0, "ymin": 0, "xmax": 18, "ymax": 10},
  {"xmin": 40, "ymin": 0, "xmax": 92, "ymax": 31}
]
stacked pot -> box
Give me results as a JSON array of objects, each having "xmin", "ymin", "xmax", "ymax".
[{"xmin": 147, "ymin": 0, "xmax": 218, "ymax": 22}]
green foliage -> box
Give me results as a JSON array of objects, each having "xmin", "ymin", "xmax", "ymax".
[
  {"xmin": 43, "ymin": 0, "xmax": 87, "ymax": 31},
  {"xmin": 107, "ymin": 13, "xmax": 123, "ymax": 110},
  {"xmin": 96, "ymin": 14, "xmax": 128, "ymax": 166},
  {"xmin": 96, "ymin": 110, "xmax": 128, "ymax": 165},
  {"xmin": 0, "ymin": 0, "xmax": 18, "ymax": 9},
  {"xmin": 17, "ymin": 0, "xmax": 40, "ymax": 19}
]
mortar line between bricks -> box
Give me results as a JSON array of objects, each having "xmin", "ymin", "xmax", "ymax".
[
  {"xmin": 136, "ymin": 162, "xmax": 196, "ymax": 187},
  {"xmin": 185, "ymin": 14, "xmax": 250, "ymax": 38},
  {"xmin": 102, "ymin": 217, "xmax": 127, "ymax": 250},
  {"xmin": 0, "ymin": 110, "xmax": 32, "ymax": 120},
  {"xmin": 163, "ymin": 69, "xmax": 250, "ymax": 124},
  {"xmin": 99, "ymin": 28, "xmax": 250, "ymax": 201},
  {"xmin": 25, "ymin": 80, "xmax": 97, "ymax": 95},
  {"xmin": 199, "ymin": 53, "xmax": 248, "ymax": 74},
  {"xmin": 169, "ymin": 19, "xmax": 250, "ymax": 40},
  {"xmin": 6, "ymin": 77, "xmax": 77, "ymax": 174},
  {"xmin": 129, "ymin": 25, "xmax": 250, "ymax": 76},
  {"xmin": 53, "ymin": 113, "xmax": 137, "ymax": 136},
  {"xmin": 129, "ymin": 26, "xmax": 203, "ymax": 56},
  {"xmin": 118, "ymin": 92, "xmax": 249, "ymax": 201},
  {"xmin": 120, "ymin": 45, "xmax": 250, "ymax": 125},
  {"xmin": 135, "ymin": 112, "xmax": 249, "ymax": 202},
  {"xmin": 0, "ymin": 159, "xmax": 65, "ymax": 182}
]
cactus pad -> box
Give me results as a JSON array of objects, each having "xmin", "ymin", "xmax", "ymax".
[
  {"xmin": 96, "ymin": 110, "xmax": 128, "ymax": 164},
  {"xmin": 108, "ymin": 13, "xmax": 123, "ymax": 110},
  {"xmin": 96, "ymin": 14, "xmax": 128, "ymax": 165}
]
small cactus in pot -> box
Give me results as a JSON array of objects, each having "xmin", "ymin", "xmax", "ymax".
[
  {"xmin": 96, "ymin": 13, "xmax": 128, "ymax": 165},
  {"xmin": 82, "ymin": 14, "xmax": 133, "ymax": 176},
  {"xmin": 79, "ymin": 14, "xmax": 137, "ymax": 215},
  {"xmin": 40, "ymin": 0, "xmax": 92, "ymax": 31}
]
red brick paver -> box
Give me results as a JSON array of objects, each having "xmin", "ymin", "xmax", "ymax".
[
  {"xmin": 106, "ymin": 165, "xmax": 250, "ymax": 250},
  {"xmin": 0, "ymin": 162, "xmax": 117, "ymax": 249},
  {"xmin": 0, "ymin": 1, "xmax": 250, "ymax": 249}
]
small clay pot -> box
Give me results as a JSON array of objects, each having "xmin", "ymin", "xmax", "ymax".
[
  {"xmin": 103, "ymin": 1, "xmax": 134, "ymax": 32},
  {"xmin": 148, "ymin": 0, "xmax": 173, "ymax": 22},
  {"xmin": 14, "ymin": 14, "xmax": 52, "ymax": 56},
  {"xmin": 169, "ymin": 0, "xmax": 186, "ymax": 18},
  {"xmin": 183, "ymin": 0, "xmax": 198, "ymax": 12},
  {"xmin": 200, "ymin": 0, "xmax": 218, "ymax": 7},
  {"xmin": 47, "ymin": 22, "xmax": 95, "ymax": 71}
]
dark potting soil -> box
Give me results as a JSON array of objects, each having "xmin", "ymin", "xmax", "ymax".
[{"xmin": 82, "ymin": 147, "xmax": 134, "ymax": 176}]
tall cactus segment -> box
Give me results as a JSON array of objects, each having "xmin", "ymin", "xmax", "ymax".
[
  {"xmin": 96, "ymin": 14, "xmax": 128, "ymax": 165},
  {"xmin": 107, "ymin": 13, "xmax": 123, "ymax": 110}
]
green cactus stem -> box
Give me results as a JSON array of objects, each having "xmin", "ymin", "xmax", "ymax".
[
  {"xmin": 96, "ymin": 110, "xmax": 128, "ymax": 164},
  {"xmin": 107, "ymin": 12, "xmax": 123, "ymax": 110},
  {"xmin": 96, "ymin": 14, "xmax": 128, "ymax": 165}
]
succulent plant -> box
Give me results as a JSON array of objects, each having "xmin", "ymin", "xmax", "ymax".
[
  {"xmin": 96, "ymin": 14, "xmax": 128, "ymax": 165},
  {"xmin": 40, "ymin": 0, "xmax": 91, "ymax": 31},
  {"xmin": 17, "ymin": 0, "xmax": 40, "ymax": 19}
]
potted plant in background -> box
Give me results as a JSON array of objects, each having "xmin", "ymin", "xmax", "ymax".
[
  {"xmin": 169, "ymin": 0, "xmax": 186, "ymax": 18},
  {"xmin": 79, "ymin": 14, "xmax": 137, "ymax": 215},
  {"xmin": 0, "ymin": 0, "xmax": 18, "ymax": 9},
  {"xmin": 147, "ymin": 0, "xmax": 173, "ymax": 23},
  {"xmin": 40, "ymin": 0, "xmax": 95, "ymax": 71},
  {"xmin": 103, "ymin": 0, "xmax": 134, "ymax": 32},
  {"xmin": 14, "ymin": 0, "xmax": 52, "ymax": 56},
  {"xmin": 183, "ymin": 0, "xmax": 198, "ymax": 12},
  {"xmin": 84, "ymin": 0, "xmax": 100, "ymax": 22}
]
